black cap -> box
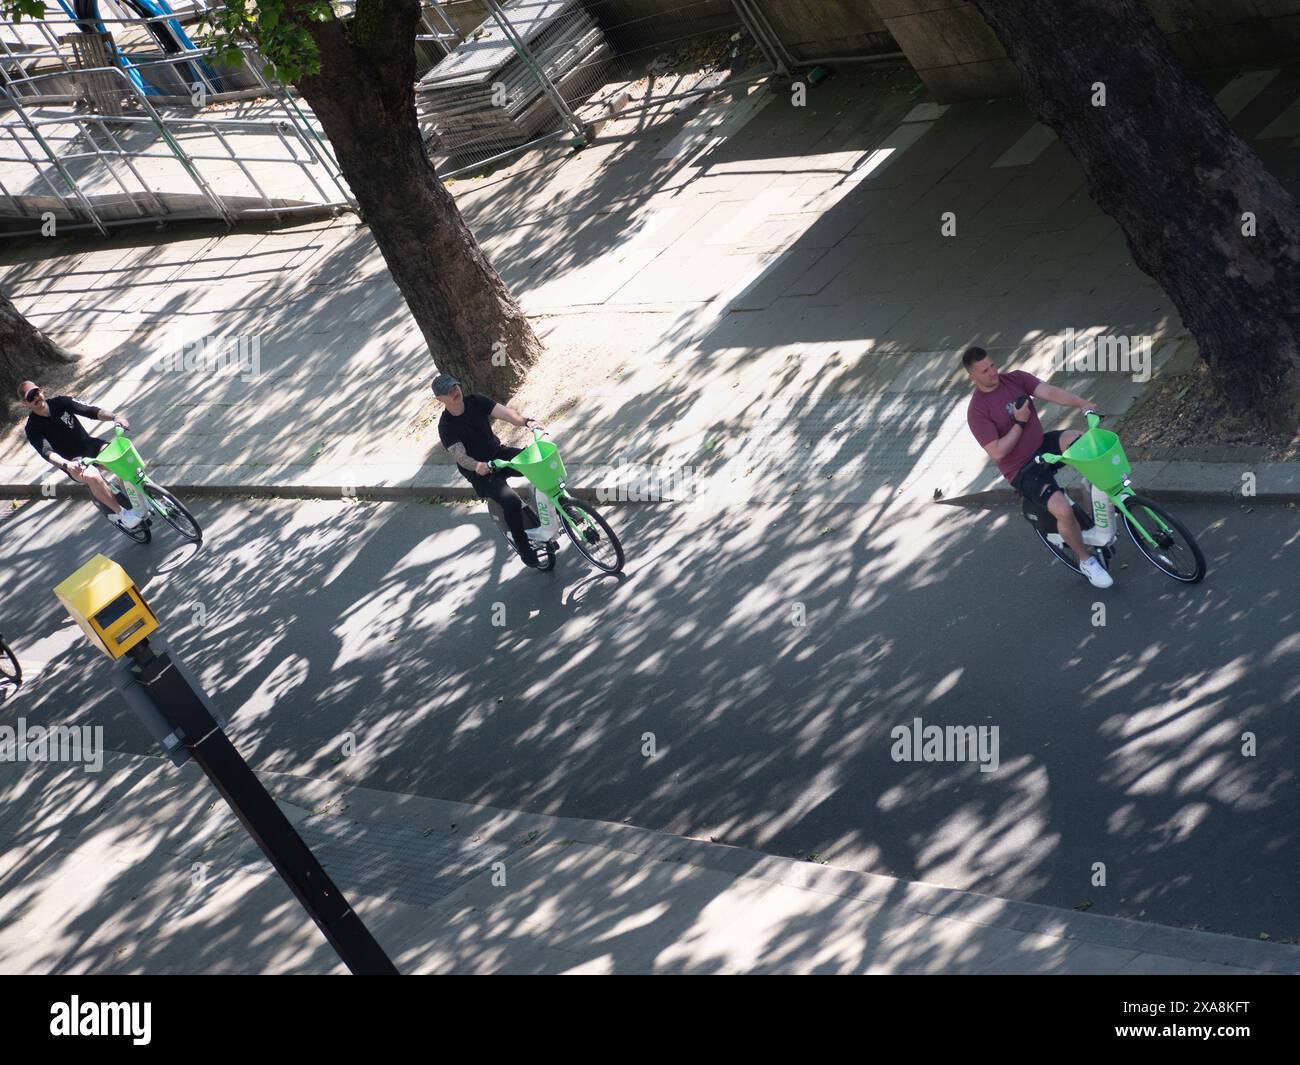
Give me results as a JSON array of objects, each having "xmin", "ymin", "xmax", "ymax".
[{"xmin": 431, "ymin": 373, "xmax": 460, "ymax": 396}]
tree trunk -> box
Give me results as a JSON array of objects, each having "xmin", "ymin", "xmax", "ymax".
[
  {"xmin": 295, "ymin": 2, "xmax": 540, "ymax": 400},
  {"xmin": 972, "ymin": 0, "xmax": 1300, "ymax": 431},
  {"xmin": 1, "ymin": 289, "xmax": 73, "ymax": 418}
]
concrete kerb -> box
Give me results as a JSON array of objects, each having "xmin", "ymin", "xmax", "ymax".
[
  {"xmin": 6, "ymin": 478, "xmax": 1294, "ymax": 508},
  {"xmin": 939, "ymin": 487, "xmax": 1300, "ymax": 508},
  {"xmin": 938, "ymin": 458, "xmax": 1300, "ymax": 508},
  {"xmin": 0, "ymin": 477, "xmax": 668, "ymax": 506}
]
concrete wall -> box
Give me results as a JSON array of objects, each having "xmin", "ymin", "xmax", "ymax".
[
  {"xmin": 872, "ymin": 0, "xmax": 1300, "ymax": 103},
  {"xmin": 759, "ymin": 0, "xmax": 896, "ymax": 61},
  {"xmin": 870, "ymin": 1, "xmax": 1015, "ymax": 101},
  {"xmin": 1148, "ymin": 0, "xmax": 1300, "ymax": 68},
  {"xmin": 429, "ymin": 2, "xmax": 904, "ymax": 71},
  {"xmin": 581, "ymin": 0, "xmax": 740, "ymax": 53},
  {"xmin": 425, "ymin": 2, "xmax": 739, "ymax": 69},
  {"xmin": 436, "ymin": 0, "xmax": 491, "ymax": 37}
]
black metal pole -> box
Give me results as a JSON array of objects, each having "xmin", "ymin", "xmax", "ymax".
[{"xmin": 128, "ymin": 639, "xmax": 398, "ymax": 975}]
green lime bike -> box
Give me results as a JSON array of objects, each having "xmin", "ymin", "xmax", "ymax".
[
  {"xmin": 489, "ymin": 428, "xmax": 625, "ymax": 574},
  {"xmin": 1025, "ymin": 410, "xmax": 1206, "ymax": 584},
  {"xmin": 86, "ymin": 424, "xmax": 203, "ymax": 547}
]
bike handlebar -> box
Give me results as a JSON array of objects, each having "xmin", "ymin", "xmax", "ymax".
[
  {"xmin": 489, "ymin": 424, "xmax": 547, "ymax": 470},
  {"xmin": 1034, "ymin": 410, "xmax": 1104, "ymax": 465}
]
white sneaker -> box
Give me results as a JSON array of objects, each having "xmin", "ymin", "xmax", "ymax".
[
  {"xmin": 1080, "ymin": 556, "xmax": 1114, "ymax": 589},
  {"xmin": 115, "ymin": 508, "xmax": 142, "ymax": 530}
]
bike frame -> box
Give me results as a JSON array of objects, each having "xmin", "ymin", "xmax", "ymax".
[
  {"xmin": 491, "ymin": 429, "xmax": 596, "ymax": 544},
  {"xmin": 87, "ymin": 426, "xmax": 168, "ymax": 518},
  {"xmin": 1040, "ymin": 412, "xmax": 1175, "ymax": 552}
]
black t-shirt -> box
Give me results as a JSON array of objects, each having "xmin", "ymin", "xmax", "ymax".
[
  {"xmin": 438, "ymin": 393, "xmax": 502, "ymax": 463},
  {"xmin": 24, "ymin": 396, "xmax": 106, "ymax": 462}
]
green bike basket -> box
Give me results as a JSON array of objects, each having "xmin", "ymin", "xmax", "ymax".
[
  {"xmin": 1063, "ymin": 427, "xmax": 1130, "ymax": 491},
  {"xmin": 504, "ymin": 438, "xmax": 566, "ymax": 495},
  {"xmin": 93, "ymin": 435, "xmax": 146, "ymax": 481}
]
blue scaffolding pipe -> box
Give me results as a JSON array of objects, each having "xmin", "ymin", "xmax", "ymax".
[{"xmin": 68, "ymin": 0, "xmax": 216, "ymax": 97}]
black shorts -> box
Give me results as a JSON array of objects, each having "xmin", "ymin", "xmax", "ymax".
[
  {"xmin": 59, "ymin": 436, "xmax": 109, "ymax": 480},
  {"xmin": 1011, "ymin": 430, "xmax": 1069, "ymax": 512}
]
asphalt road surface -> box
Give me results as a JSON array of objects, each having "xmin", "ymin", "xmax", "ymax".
[{"xmin": 2, "ymin": 489, "xmax": 1296, "ymax": 940}]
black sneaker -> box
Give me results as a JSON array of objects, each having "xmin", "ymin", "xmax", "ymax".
[{"xmin": 517, "ymin": 545, "xmax": 541, "ymax": 568}]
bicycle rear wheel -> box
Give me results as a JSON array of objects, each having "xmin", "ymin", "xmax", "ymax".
[
  {"xmin": 0, "ymin": 638, "xmax": 20, "ymax": 686},
  {"xmin": 144, "ymin": 482, "xmax": 202, "ymax": 545},
  {"xmin": 1120, "ymin": 494, "xmax": 1206, "ymax": 583},
  {"xmin": 558, "ymin": 495, "xmax": 624, "ymax": 574},
  {"xmin": 1035, "ymin": 529, "xmax": 1084, "ymax": 574},
  {"xmin": 1034, "ymin": 530, "xmax": 1112, "ymax": 576},
  {"xmin": 533, "ymin": 540, "xmax": 557, "ymax": 572}
]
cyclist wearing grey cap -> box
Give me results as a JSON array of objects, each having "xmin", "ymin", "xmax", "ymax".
[{"xmin": 433, "ymin": 373, "xmax": 543, "ymax": 568}]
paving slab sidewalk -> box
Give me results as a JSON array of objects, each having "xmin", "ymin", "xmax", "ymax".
[
  {"xmin": 4, "ymin": 64, "xmax": 1299, "ymax": 509},
  {"xmin": 2, "ymin": 751, "xmax": 1297, "ymax": 975}
]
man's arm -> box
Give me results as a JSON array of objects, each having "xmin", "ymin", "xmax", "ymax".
[
  {"xmin": 25, "ymin": 426, "xmax": 70, "ymax": 472},
  {"xmin": 444, "ymin": 441, "xmax": 480, "ymax": 474},
  {"xmin": 981, "ymin": 421, "xmax": 1028, "ymax": 463},
  {"xmin": 1033, "ymin": 382, "xmax": 1093, "ymax": 411},
  {"xmin": 971, "ymin": 404, "xmax": 1029, "ymax": 464},
  {"xmin": 489, "ymin": 403, "xmax": 538, "ymax": 429},
  {"xmin": 65, "ymin": 398, "xmax": 129, "ymax": 427}
]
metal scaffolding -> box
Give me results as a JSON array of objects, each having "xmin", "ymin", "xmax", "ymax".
[
  {"xmin": 0, "ymin": 0, "xmax": 889, "ymax": 236},
  {"xmin": 0, "ymin": 6, "xmax": 354, "ymax": 237}
]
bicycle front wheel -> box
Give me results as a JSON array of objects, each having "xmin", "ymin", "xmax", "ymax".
[
  {"xmin": 144, "ymin": 482, "xmax": 203, "ymax": 545},
  {"xmin": 558, "ymin": 495, "xmax": 624, "ymax": 574},
  {"xmin": 1120, "ymin": 494, "xmax": 1206, "ymax": 584},
  {"xmin": 0, "ymin": 639, "xmax": 20, "ymax": 686}
]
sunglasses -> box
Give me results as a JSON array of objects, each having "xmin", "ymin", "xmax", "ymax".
[{"xmin": 24, "ymin": 388, "xmax": 41, "ymax": 403}]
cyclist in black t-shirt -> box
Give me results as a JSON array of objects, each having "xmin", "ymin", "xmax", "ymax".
[
  {"xmin": 18, "ymin": 380, "xmax": 143, "ymax": 528},
  {"xmin": 433, "ymin": 373, "xmax": 543, "ymax": 567}
]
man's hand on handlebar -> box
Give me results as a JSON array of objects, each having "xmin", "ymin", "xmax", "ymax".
[{"xmin": 476, "ymin": 461, "xmax": 491, "ymax": 476}]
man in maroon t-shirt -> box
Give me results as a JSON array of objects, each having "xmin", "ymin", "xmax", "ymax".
[{"xmin": 963, "ymin": 347, "xmax": 1113, "ymax": 588}]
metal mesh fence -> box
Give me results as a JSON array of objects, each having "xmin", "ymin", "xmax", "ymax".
[
  {"xmin": 2, "ymin": 0, "xmax": 891, "ymax": 232},
  {"xmin": 420, "ymin": 0, "xmax": 776, "ymax": 178},
  {"xmin": 417, "ymin": 0, "xmax": 613, "ymax": 173},
  {"xmin": 0, "ymin": 44, "xmax": 352, "ymax": 238},
  {"xmin": 0, "ymin": 7, "xmax": 265, "ymax": 104}
]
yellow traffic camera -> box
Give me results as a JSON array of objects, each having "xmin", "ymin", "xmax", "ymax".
[{"xmin": 54, "ymin": 554, "xmax": 158, "ymax": 660}]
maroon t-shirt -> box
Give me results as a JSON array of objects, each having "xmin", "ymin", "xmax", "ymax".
[{"xmin": 967, "ymin": 370, "xmax": 1044, "ymax": 481}]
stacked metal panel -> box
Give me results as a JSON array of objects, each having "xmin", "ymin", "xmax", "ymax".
[{"xmin": 417, "ymin": 0, "xmax": 611, "ymax": 163}]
